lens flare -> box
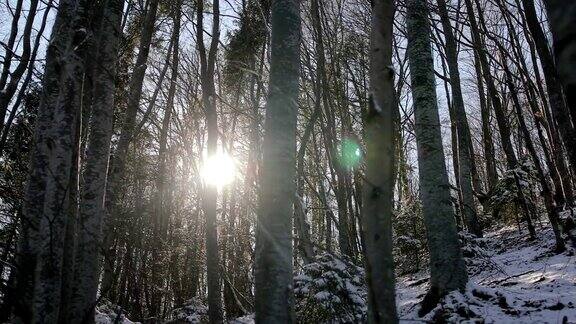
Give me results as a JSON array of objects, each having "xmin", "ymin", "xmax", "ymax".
[
  {"xmin": 201, "ymin": 152, "xmax": 237, "ymax": 188},
  {"xmin": 337, "ymin": 138, "xmax": 362, "ymax": 170}
]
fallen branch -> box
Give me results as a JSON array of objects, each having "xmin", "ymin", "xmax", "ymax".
[{"xmin": 482, "ymin": 270, "xmax": 537, "ymax": 286}]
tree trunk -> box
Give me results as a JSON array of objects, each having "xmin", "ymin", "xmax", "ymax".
[
  {"xmin": 68, "ymin": 1, "xmax": 123, "ymax": 322},
  {"xmin": 58, "ymin": 118, "xmax": 81, "ymax": 323},
  {"xmin": 474, "ymin": 49, "xmax": 498, "ymax": 192},
  {"xmin": 497, "ymin": 0, "xmax": 570, "ymax": 211},
  {"xmin": 0, "ymin": 0, "xmax": 53, "ymax": 157},
  {"xmin": 543, "ymin": 0, "xmax": 576, "ymax": 127},
  {"xmin": 362, "ymin": 0, "xmax": 399, "ymax": 323},
  {"xmin": 313, "ymin": 131, "xmax": 333, "ymax": 253},
  {"xmin": 291, "ymin": 0, "xmax": 326, "ymax": 265},
  {"xmin": 465, "ymin": 0, "xmax": 536, "ymax": 238},
  {"xmin": 0, "ymin": 0, "xmax": 24, "ymax": 91},
  {"xmin": 516, "ymin": 7, "xmax": 576, "ymax": 206},
  {"xmin": 521, "ymin": 0, "xmax": 576, "ymax": 175},
  {"xmin": 101, "ymin": 0, "xmax": 160, "ymax": 298},
  {"xmin": 16, "ymin": 0, "xmax": 91, "ymax": 321},
  {"xmin": 438, "ymin": 55, "xmax": 464, "ymax": 226},
  {"xmin": 254, "ymin": 0, "xmax": 301, "ymax": 321},
  {"xmin": 501, "ymin": 54, "xmax": 566, "ymax": 252},
  {"xmin": 197, "ymin": 0, "xmax": 223, "ymax": 321},
  {"xmin": 406, "ymin": 0, "xmax": 468, "ymax": 315},
  {"xmin": 0, "ymin": 0, "xmax": 39, "ymax": 133},
  {"xmin": 149, "ymin": 1, "xmax": 181, "ymax": 316},
  {"xmin": 437, "ymin": 0, "xmax": 482, "ymax": 236}
]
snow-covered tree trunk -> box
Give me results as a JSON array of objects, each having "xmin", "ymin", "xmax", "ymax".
[
  {"xmin": 436, "ymin": 0, "xmax": 482, "ymax": 237},
  {"xmin": 406, "ymin": 0, "xmax": 468, "ymax": 312},
  {"xmin": 361, "ymin": 0, "xmax": 398, "ymax": 323},
  {"xmin": 254, "ymin": 0, "xmax": 301, "ymax": 321},
  {"xmin": 68, "ymin": 1, "xmax": 123, "ymax": 322}
]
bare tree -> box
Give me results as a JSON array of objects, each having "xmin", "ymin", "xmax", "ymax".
[
  {"xmin": 15, "ymin": 0, "xmax": 93, "ymax": 321},
  {"xmin": 68, "ymin": 0, "xmax": 124, "ymax": 322},
  {"xmin": 436, "ymin": 0, "xmax": 482, "ymax": 236},
  {"xmin": 255, "ymin": 0, "xmax": 302, "ymax": 321},
  {"xmin": 196, "ymin": 0, "xmax": 223, "ymax": 321},
  {"xmin": 406, "ymin": 0, "xmax": 468, "ymax": 315},
  {"xmin": 361, "ymin": 0, "xmax": 399, "ymax": 323}
]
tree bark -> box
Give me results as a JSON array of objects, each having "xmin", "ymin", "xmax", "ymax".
[
  {"xmin": 406, "ymin": 0, "xmax": 468, "ymax": 314},
  {"xmin": 58, "ymin": 117, "xmax": 80, "ymax": 323},
  {"xmin": 254, "ymin": 0, "xmax": 301, "ymax": 321},
  {"xmin": 16, "ymin": 0, "xmax": 91, "ymax": 321},
  {"xmin": 362, "ymin": 0, "xmax": 399, "ymax": 322},
  {"xmin": 68, "ymin": 1, "xmax": 123, "ymax": 322}
]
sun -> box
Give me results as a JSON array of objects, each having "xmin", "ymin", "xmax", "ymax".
[{"xmin": 201, "ymin": 151, "xmax": 237, "ymax": 188}]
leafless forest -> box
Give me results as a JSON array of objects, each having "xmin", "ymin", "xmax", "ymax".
[{"xmin": 0, "ymin": 0, "xmax": 575, "ymax": 323}]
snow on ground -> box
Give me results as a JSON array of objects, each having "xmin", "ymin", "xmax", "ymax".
[
  {"xmin": 96, "ymin": 225, "xmax": 575, "ymax": 323},
  {"xmin": 95, "ymin": 301, "xmax": 138, "ymax": 324},
  {"xmin": 398, "ymin": 225, "xmax": 576, "ymax": 323},
  {"xmin": 229, "ymin": 314, "xmax": 255, "ymax": 323}
]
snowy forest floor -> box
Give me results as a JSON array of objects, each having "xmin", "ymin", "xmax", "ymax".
[
  {"xmin": 399, "ymin": 225, "xmax": 576, "ymax": 323},
  {"xmin": 97, "ymin": 224, "xmax": 576, "ymax": 324}
]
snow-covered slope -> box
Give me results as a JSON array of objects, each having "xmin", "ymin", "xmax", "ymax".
[{"xmin": 398, "ymin": 226, "xmax": 576, "ymax": 323}]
